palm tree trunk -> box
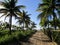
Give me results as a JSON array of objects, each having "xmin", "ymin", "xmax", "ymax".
[
  {"xmin": 47, "ymin": 18, "xmax": 49, "ymax": 29},
  {"xmin": 9, "ymin": 14, "xmax": 12, "ymax": 34},
  {"xmin": 52, "ymin": 0, "xmax": 56, "ymax": 30},
  {"xmin": 53, "ymin": 11, "xmax": 57, "ymax": 30},
  {"xmin": 48, "ymin": 23, "xmax": 49, "ymax": 29},
  {"xmin": 23, "ymin": 22, "xmax": 24, "ymax": 30},
  {"xmin": 27, "ymin": 25, "xmax": 29, "ymax": 30}
]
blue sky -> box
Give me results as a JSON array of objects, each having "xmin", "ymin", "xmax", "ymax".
[
  {"xmin": 0, "ymin": 0, "xmax": 42, "ymax": 29},
  {"xmin": 17, "ymin": 0, "xmax": 42, "ymax": 29}
]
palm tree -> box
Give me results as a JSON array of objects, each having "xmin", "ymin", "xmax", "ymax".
[
  {"xmin": 37, "ymin": 0, "xmax": 60, "ymax": 30},
  {"xmin": 16, "ymin": 17, "xmax": 23, "ymax": 30},
  {"xmin": 30, "ymin": 22, "xmax": 36, "ymax": 30},
  {"xmin": 25, "ymin": 19, "xmax": 31, "ymax": 30},
  {"xmin": 17, "ymin": 10, "xmax": 31, "ymax": 30},
  {"xmin": 40, "ymin": 18, "xmax": 49, "ymax": 29},
  {"xmin": 37, "ymin": 0, "xmax": 53, "ymax": 29},
  {"xmin": 0, "ymin": 0, "xmax": 25, "ymax": 34},
  {"xmin": 22, "ymin": 10, "xmax": 31, "ymax": 30},
  {"xmin": 50, "ymin": 18, "xmax": 60, "ymax": 29},
  {"xmin": 0, "ymin": 21, "xmax": 2, "ymax": 30}
]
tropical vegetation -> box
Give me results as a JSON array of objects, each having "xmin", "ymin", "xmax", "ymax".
[
  {"xmin": 37, "ymin": 0, "xmax": 60, "ymax": 43},
  {"xmin": 0, "ymin": 0, "xmax": 37, "ymax": 45},
  {"xmin": 0, "ymin": 0, "xmax": 60, "ymax": 45}
]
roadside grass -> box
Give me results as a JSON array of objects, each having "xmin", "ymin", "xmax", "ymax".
[
  {"xmin": 52, "ymin": 31, "xmax": 60, "ymax": 44},
  {"xmin": 0, "ymin": 30, "xmax": 36, "ymax": 45},
  {"xmin": 44, "ymin": 29, "xmax": 60, "ymax": 45}
]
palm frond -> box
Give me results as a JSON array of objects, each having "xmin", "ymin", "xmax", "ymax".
[
  {"xmin": 37, "ymin": 11, "xmax": 46, "ymax": 19},
  {"xmin": 0, "ymin": 12, "xmax": 8, "ymax": 18},
  {"xmin": 39, "ymin": 3, "xmax": 49, "ymax": 7},
  {"xmin": 0, "ymin": 9, "xmax": 8, "ymax": 13},
  {"xmin": 13, "ymin": 13, "xmax": 18, "ymax": 19},
  {"xmin": 4, "ymin": 13, "xmax": 10, "ymax": 21},
  {"xmin": 15, "ymin": 5, "xmax": 25, "ymax": 9},
  {"xmin": 15, "ymin": 12, "xmax": 23, "ymax": 17}
]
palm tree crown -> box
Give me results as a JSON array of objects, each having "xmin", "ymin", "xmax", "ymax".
[
  {"xmin": 0, "ymin": 0, "xmax": 25, "ymax": 34},
  {"xmin": 17, "ymin": 10, "xmax": 31, "ymax": 30},
  {"xmin": 37, "ymin": 0, "xmax": 60, "ymax": 30}
]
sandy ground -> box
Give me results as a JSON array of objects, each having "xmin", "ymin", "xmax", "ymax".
[{"xmin": 21, "ymin": 31, "xmax": 57, "ymax": 45}]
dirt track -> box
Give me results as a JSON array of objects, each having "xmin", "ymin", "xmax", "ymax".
[{"xmin": 21, "ymin": 31, "xmax": 57, "ymax": 45}]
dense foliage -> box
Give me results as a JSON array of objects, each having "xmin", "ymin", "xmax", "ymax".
[
  {"xmin": 37, "ymin": 0, "xmax": 60, "ymax": 43},
  {"xmin": 0, "ymin": 30, "xmax": 36, "ymax": 45}
]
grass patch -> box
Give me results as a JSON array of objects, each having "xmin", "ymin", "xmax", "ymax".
[
  {"xmin": 0, "ymin": 30, "xmax": 36, "ymax": 45},
  {"xmin": 45, "ymin": 30, "xmax": 60, "ymax": 44},
  {"xmin": 52, "ymin": 31, "xmax": 60, "ymax": 43}
]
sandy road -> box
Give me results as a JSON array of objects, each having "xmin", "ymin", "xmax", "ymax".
[{"xmin": 21, "ymin": 31, "xmax": 57, "ymax": 45}]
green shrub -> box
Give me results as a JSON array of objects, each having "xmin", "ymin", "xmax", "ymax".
[
  {"xmin": 0, "ymin": 30, "xmax": 36, "ymax": 45},
  {"xmin": 52, "ymin": 31, "xmax": 60, "ymax": 43}
]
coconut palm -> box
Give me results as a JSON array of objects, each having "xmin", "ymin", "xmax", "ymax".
[
  {"xmin": 25, "ymin": 19, "xmax": 31, "ymax": 30},
  {"xmin": 16, "ymin": 17, "xmax": 23, "ymax": 30},
  {"xmin": 37, "ymin": 0, "xmax": 60, "ymax": 30},
  {"xmin": 0, "ymin": 21, "xmax": 2, "ymax": 30},
  {"xmin": 37, "ymin": 0, "xmax": 53, "ymax": 29},
  {"xmin": 40, "ymin": 17, "xmax": 50, "ymax": 29},
  {"xmin": 50, "ymin": 18, "xmax": 60, "ymax": 29},
  {"xmin": 22, "ymin": 10, "xmax": 31, "ymax": 30},
  {"xmin": 0, "ymin": 0, "xmax": 25, "ymax": 34},
  {"xmin": 17, "ymin": 10, "xmax": 31, "ymax": 30},
  {"xmin": 30, "ymin": 22, "xmax": 36, "ymax": 30}
]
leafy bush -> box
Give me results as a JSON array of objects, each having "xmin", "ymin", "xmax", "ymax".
[
  {"xmin": 46, "ymin": 30, "xmax": 60, "ymax": 43},
  {"xmin": 52, "ymin": 31, "xmax": 60, "ymax": 43},
  {"xmin": 0, "ymin": 30, "xmax": 36, "ymax": 45}
]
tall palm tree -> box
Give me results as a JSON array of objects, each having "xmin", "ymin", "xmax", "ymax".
[
  {"xmin": 50, "ymin": 18, "xmax": 60, "ymax": 29},
  {"xmin": 22, "ymin": 10, "xmax": 31, "ymax": 30},
  {"xmin": 0, "ymin": 21, "xmax": 2, "ymax": 30},
  {"xmin": 37, "ymin": 0, "xmax": 53, "ymax": 29},
  {"xmin": 16, "ymin": 17, "xmax": 23, "ymax": 30},
  {"xmin": 40, "ymin": 18, "xmax": 49, "ymax": 29},
  {"xmin": 0, "ymin": 0, "xmax": 25, "ymax": 34},
  {"xmin": 17, "ymin": 10, "xmax": 31, "ymax": 30},
  {"xmin": 37, "ymin": 0, "xmax": 60, "ymax": 30},
  {"xmin": 30, "ymin": 22, "xmax": 36, "ymax": 30},
  {"xmin": 25, "ymin": 19, "xmax": 31, "ymax": 30}
]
